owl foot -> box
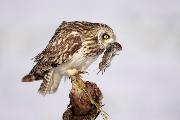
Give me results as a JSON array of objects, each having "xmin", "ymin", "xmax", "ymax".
[
  {"xmin": 67, "ymin": 69, "xmax": 79, "ymax": 76},
  {"xmin": 67, "ymin": 69, "xmax": 88, "ymax": 76},
  {"xmin": 78, "ymin": 71, "xmax": 88, "ymax": 74}
]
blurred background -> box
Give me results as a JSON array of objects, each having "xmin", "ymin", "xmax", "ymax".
[{"xmin": 0, "ymin": 0, "xmax": 180, "ymax": 120}]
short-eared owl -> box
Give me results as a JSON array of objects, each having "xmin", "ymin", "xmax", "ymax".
[{"xmin": 22, "ymin": 21, "xmax": 119, "ymax": 95}]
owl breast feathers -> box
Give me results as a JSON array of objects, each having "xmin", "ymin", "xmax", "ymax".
[{"xmin": 22, "ymin": 21, "xmax": 119, "ymax": 95}]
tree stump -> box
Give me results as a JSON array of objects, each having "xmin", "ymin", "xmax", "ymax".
[{"xmin": 63, "ymin": 74, "xmax": 103, "ymax": 120}]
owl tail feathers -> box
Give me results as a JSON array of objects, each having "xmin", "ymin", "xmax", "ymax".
[
  {"xmin": 38, "ymin": 73, "xmax": 63, "ymax": 96},
  {"xmin": 22, "ymin": 74, "xmax": 36, "ymax": 82}
]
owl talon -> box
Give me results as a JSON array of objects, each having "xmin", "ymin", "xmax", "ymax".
[{"xmin": 79, "ymin": 71, "xmax": 88, "ymax": 74}]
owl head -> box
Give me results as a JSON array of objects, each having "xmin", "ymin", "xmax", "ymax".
[{"xmin": 97, "ymin": 26, "xmax": 116, "ymax": 49}]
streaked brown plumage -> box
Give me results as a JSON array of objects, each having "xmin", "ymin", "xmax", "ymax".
[{"xmin": 22, "ymin": 21, "xmax": 120, "ymax": 95}]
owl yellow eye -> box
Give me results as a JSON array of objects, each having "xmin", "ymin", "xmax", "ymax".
[{"xmin": 102, "ymin": 34, "xmax": 110, "ymax": 40}]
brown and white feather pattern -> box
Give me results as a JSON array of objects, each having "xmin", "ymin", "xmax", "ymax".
[
  {"xmin": 22, "ymin": 21, "xmax": 116, "ymax": 95},
  {"xmin": 37, "ymin": 33, "xmax": 83, "ymax": 95}
]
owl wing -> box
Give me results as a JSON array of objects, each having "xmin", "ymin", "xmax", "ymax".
[
  {"xmin": 22, "ymin": 32, "xmax": 82, "ymax": 82},
  {"xmin": 37, "ymin": 34, "xmax": 82, "ymax": 63}
]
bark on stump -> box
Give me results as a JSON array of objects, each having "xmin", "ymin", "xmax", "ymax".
[{"xmin": 63, "ymin": 74, "xmax": 103, "ymax": 120}]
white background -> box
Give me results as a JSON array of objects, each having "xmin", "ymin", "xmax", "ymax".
[{"xmin": 0, "ymin": 0, "xmax": 180, "ymax": 120}]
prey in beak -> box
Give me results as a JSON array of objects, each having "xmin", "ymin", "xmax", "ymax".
[{"xmin": 98, "ymin": 42, "xmax": 122, "ymax": 75}]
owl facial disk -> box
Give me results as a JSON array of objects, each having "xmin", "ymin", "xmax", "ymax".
[
  {"xmin": 97, "ymin": 28, "xmax": 116, "ymax": 49},
  {"xmin": 99, "ymin": 33, "xmax": 115, "ymax": 49}
]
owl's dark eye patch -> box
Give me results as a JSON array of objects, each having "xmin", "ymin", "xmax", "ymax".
[{"xmin": 102, "ymin": 33, "xmax": 110, "ymax": 40}]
